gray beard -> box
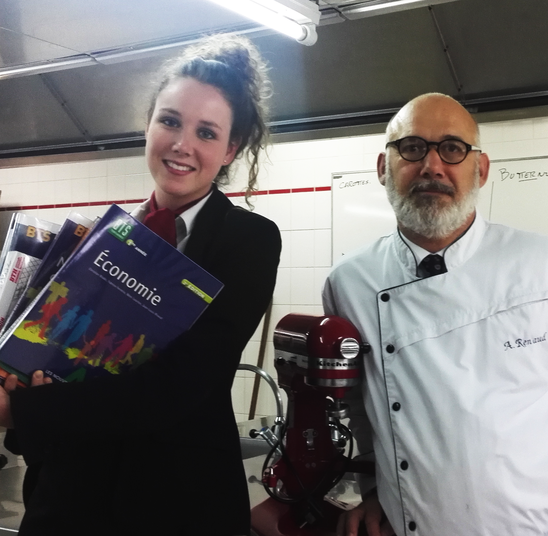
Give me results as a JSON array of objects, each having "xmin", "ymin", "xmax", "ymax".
[{"xmin": 384, "ymin": 165, "xmax": 480, "ymax": 240}]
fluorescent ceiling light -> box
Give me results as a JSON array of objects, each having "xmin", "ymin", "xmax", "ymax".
[
  {"xmin": 341, "ymin": 0, "xmax": 458, "ymax": 19},
  {"xmin": 208, "ymin": 0, "xmax": 320, "ymax": 45}
]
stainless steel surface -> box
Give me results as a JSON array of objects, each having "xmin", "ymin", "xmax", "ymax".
[
  {"xmin": 1, "ymin": 0, "xmax": 548, "ymax": 156},
  {"xmin": 0, "ymin": 0, "xmax": 247, "ymax": 66},
  {"xmin": 0, "ymin": 466, "xmax": 24, "ymax": 533},
  {"xmin": 0, "ymin": 430, "xmax": 24, "ymax": 533}
]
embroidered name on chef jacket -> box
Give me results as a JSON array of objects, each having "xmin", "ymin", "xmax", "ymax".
[{"xmin": 504, "ymin": 331, "xmax": 547, "ymax": 350}]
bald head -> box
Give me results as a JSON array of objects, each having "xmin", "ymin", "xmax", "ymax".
[{"xmin": 386, "ymin": 93, "xmax": 480, "ymax": 145}]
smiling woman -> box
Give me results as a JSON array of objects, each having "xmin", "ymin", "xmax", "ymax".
[
  {"xmin": 2, "ymin": 34, "xmax": 281, "ymax": 536},
  {"xmin": 145, "ymin": 77, "xmax": 239, "ymax": 210}
]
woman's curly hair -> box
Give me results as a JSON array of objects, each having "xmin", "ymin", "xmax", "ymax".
[{"xmin": 147, "ymin": 34, "xmax": 272, "ymax": 207}]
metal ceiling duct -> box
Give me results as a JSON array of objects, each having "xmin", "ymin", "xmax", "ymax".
[
  {"xmin": 322, "ymin": 0, "xmax": 458, "ymax": 19},
  {"xmin": 0, "ymin": 0, "xmax": 459, "ymax": 81},
  {"xmin": 2, "ymin": 0, "xmax": 548, "ymax": 159}
]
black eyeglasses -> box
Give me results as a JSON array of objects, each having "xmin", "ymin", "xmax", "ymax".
[{"xmin": 386, "ymin": 136, "xmax": 481, "ymax": 165}]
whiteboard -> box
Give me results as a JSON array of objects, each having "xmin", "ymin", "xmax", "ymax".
[
  {"xmin": 487, "ymin": 157, "xmax": 548, "ymax": 235},
  {"xmin": 332, "ymin": 171, "xmax": 396, "ymax": 262},
  {"xmin": 331, "ymin": 158, "xmax": 547, "ymax": 265}
]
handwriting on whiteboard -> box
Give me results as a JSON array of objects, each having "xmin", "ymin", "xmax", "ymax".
[
  {"xmin": 337, "ymin": 179, "xmax": 370, "ymax": 188},
  {"xmin": 498, "ymin": 168, "xmax": 548, "ymax": 182}
]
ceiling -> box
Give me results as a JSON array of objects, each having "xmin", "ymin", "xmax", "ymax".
[{"xmin": 1, "ymin": 0, "xmax": 548, "ymax": 160}]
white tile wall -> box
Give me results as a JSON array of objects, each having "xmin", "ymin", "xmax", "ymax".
[
  {"xmin": 54, "ymin": 180, "xmax": 73, "ymax": 205},
  {"xmin": 88, "ymin": 159, "xmax": 108, "ymax": 178},
  {"xmin": 479, "ymin": 122, "xmax": 505, "ymax": 144},
  {"xmin": 533, "ymin": 116, "xmax": 548, "ymax": 139},
  {"xmin": 314, "ymin": 190, "xmax": 332, "ymax": 229},
  {"xmin": 107, "ymin": 175, "xmax": 126, "ymax": 201},
  {"xmin": 314, "ymin": 229, "xmax": 332, "ymax": 267},
  {"xmin": 273, "ymin": 267, "xmax": 291, "ymax": 305},
  {"xmin": 502, "ymin": 118, "xmax": 534, "ymax": 142},
  {"xmin": 290, "ymin": 192, "xmax": 315, "ymax": 230},
  {"xmin": 290, "ymin": 267, "xmax": 316, "ymax": 305},
  {"xmin": 89, "ymin": 176, "xmax": 108, "ymax": 203},
  {"xmin": 260, "ymin": 159, "xmax": 294, "ymax": 191},
  {"xmin": 267, "ymin": 192, "xmax": 291, "ymax": 231},
  {"xmin": 1, "ymin": 116, "xmax": 548, "ymax": 422},
  {"xmin": 72, "ymin": 178, "xmax": 90, "ymax": 203},
  {"xmin": 290, "ymin": 230, "xmax": 314, "ymax": 267}
]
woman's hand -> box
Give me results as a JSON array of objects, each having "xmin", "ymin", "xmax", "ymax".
[
  {"xmin": 0, "ymin": 374, "xmax": 17, "ymax": 428},
  {"xmin": 0, "ymin": 371, "xmax": 52, "ymax": 429},
  {"xmin": 29, "ymin": 370, "xmax": 52, "ymax": 387},
  {"xmin": 5, "ymin": 371, "xmax": 51, "ymax": 392}
]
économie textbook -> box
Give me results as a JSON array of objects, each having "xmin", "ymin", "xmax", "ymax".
[{"xmin": 0, "ymin": 204, "xmax": 223, "ymax": 386}]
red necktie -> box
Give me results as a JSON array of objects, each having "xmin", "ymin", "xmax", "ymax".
[
  {"xmin": 142, "ymin": 190, "xmax": 209, "ymax": 247},
  {"xmin": 142, "ymin": 193, "xmax": 179, "ymax": 246}
]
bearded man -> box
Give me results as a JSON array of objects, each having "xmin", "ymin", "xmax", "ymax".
[{"xmin": 324, "ymin": 93, "xmax": 548, "ymax": 536}]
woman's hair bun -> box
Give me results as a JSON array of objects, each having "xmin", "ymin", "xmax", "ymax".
[{"xmin": 147, "ymin": 34, "xmax": 272, "ymax": 206}]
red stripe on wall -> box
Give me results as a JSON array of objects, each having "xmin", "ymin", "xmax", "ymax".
[
  {"xmin": 268, "ymin": 189, "xmax": 291, "ymax": 195},
  {"xmin": 291, "ymin": 187, "xmax": 314, "ymax": 193},
  {"xmin": 0, "ymin": 186, "xmax": 332, "ymax": 212}
]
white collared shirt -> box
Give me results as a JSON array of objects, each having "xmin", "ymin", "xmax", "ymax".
[
  {"xmin": 130, "ymin": 190, "xmax": 212, "ymax": 253},
  {"xmin": 398, "ymin": 232, "xmax": 445, "ymax": 267},
  {"xmin": 397, "ymin": 216, "xmax": 478, "ymax": 276}
]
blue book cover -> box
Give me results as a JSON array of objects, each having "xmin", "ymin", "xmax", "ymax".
[
  {"xmin": 0, "ymin": 213, "xmax": 58, "ymax": 273},
  {"xmin": 0, "ymin": 204, "xmax": 223, "ymax": 385},
  {"xmin": 0, "ymin": 214, "xmax": 60, "ymax": 330},
  {"xmin": 2, "ymin": 211, "xmax": 94, "ymax": 334}
]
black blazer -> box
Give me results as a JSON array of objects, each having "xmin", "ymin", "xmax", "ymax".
[{"xmin": 7, "ymin": 188, "xmax": 281, "ymax": 536}]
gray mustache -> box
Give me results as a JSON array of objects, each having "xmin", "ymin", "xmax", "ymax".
[{"xmin": 411, "ymin": 181, "xmax": 455, "ymax": 196}]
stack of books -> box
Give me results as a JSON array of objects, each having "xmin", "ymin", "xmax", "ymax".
[{"xmin": 0, "ymin": 205, "xmax": 223, "ymax": 386}]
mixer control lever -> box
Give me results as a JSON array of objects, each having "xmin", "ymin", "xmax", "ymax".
[{"xmin": 250, "ymin": 426, "xmax": 281, "ymax": 455}]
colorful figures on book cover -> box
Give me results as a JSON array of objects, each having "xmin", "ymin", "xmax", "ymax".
[{"xmin": 14, "ymin": 282, "xmax": 158, "ymax": 380}]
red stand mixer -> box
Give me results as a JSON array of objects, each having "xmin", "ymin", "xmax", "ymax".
[{"xmin": 250, "ymin": 313, "xmax": 372, "ymax": 536}]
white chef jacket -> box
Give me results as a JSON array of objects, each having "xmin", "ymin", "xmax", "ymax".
[{"xmin": 323, "ymin": 213, "xmax": 548, "ymax": 536}]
